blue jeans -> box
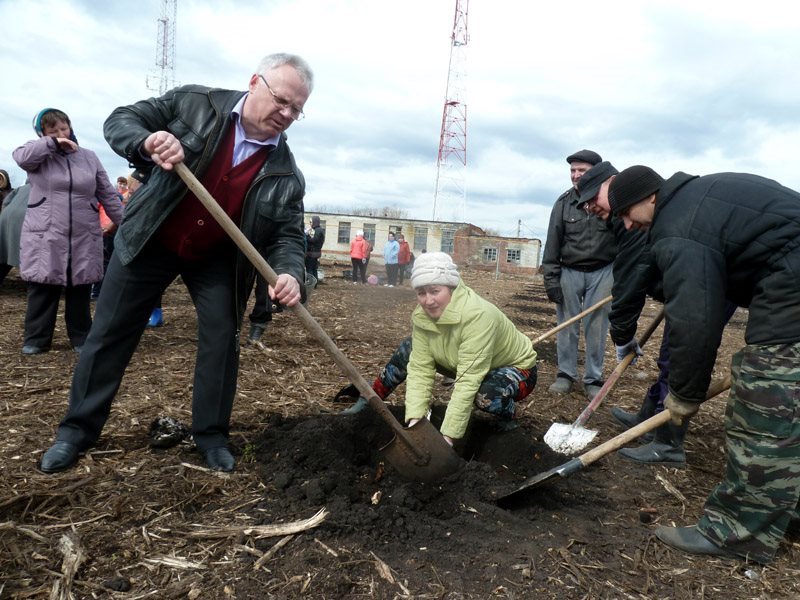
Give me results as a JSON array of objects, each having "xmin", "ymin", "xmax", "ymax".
[{"xmin": 555, "ymin": 264, "xmax": 613, "ymax": 384}]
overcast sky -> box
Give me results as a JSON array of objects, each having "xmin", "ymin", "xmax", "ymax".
[{"xmin": 2, "ymin": 0, "xmax": 799, "ymax": 242}]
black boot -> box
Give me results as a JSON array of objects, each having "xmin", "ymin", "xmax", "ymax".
[
  {"xmin": 617, "ymin": 418, "xmax": 689, "ymax": 466},
  {"xmin": 610, "ymin": 393, "xmax": 658, "ymax": 430}
]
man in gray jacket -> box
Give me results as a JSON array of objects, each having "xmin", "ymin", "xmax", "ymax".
[
  {"xmin": 541, "ymin": 150, "xmax": 617, "ymax": 399},
  {"xmin": 39, "ymin": 53, "xmax": 313, "ymax": 474}
]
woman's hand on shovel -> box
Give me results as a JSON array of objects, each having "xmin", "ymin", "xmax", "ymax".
[{"xmin": 665, "ymin": 393, "xmax": 700, "ymax": 425}]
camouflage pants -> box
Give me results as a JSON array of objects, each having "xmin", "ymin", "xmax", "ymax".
[
  {"xmin": 372, "ymin": 337, "xmax": 537, "ymax": 420},
  {"xmin": 698, "ymin": 341, "xmax": 800, "ymax": 564}
]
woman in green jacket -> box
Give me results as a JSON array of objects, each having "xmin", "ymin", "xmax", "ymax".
[{"xmin": 341, "ymin": 252, "xmax": 538, "ymax": 446}]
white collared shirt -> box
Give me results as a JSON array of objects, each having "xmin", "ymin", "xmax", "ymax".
[{"xmin": 230, "ymin": 93, "xmax": 279, "ymax": 167}]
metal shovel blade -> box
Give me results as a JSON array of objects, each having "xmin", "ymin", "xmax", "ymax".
[
  {"xmin": 542, "ymin": 422, "xmax": 598, "ymax": 455},
  {"xmin": 380, "ymin": 418, "xmax": 465, "ymax": 482}
]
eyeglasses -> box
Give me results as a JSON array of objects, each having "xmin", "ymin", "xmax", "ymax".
[{"xmin": 259, "ymin": 74, "xmax": 305, "ymax": 121}]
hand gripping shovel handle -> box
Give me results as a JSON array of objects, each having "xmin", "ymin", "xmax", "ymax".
[
  {"xmin": 173, "ymin": 163, "xmax": 429, "ymax": 466},
  {"xmin": 571, "ymin": 307, "xmax": 666, "ymax": 429},
  {"xmin": 497, "ymin": 374, "xmax": 732, "ymax": 502},
  {"xmin": 529, "ymin": 295, "xmax": 612, "ymax": 345},
  {"xmin": 579, "ymin": 373, "xmax": 732, "ymax": 467}
]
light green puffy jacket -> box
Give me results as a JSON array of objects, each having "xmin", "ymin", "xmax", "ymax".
[{"xmin": 405, "ymin": 282, "xmax": 537, "ymax": 439}]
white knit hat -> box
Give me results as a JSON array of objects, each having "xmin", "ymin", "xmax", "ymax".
[{"xmin": 411, "ymin": 252, "xmax": 460, "ymax": 289}]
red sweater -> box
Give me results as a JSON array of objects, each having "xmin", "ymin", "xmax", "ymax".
[{"xmin": 156, "ymin": 127, "xmax": 268, "ymax": 259}]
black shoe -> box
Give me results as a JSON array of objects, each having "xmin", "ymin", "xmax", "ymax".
[
  {"xmin": 340, "ymin": 397, "xmax": 368, "ymax": 415},
  {"xmin": 617, "ymin": 440, "xmax": 686, "ymax": 466},
  {"xmin": 655, "ymin": 526, "xmax": 733, "ymax": 558},
  {"xmin": 22, "ymin": 345, "xmax": 49, "ymax": 355},
  {"xmin": 203, "ymin": 447, "xmax": 235, "ymax": 472},
  {"xmin": 610, "ymin": 406, "xmax": 641, "ymax": 429},
  {"xmin": 40, "ymin": 441, "xmax": 80, "ymax": 473},
  {"xmin": 333, "ymin": 383, "xmax": 360, "ymax": 403},
  {"xmin": 248, "ymin": 325, "xmax": 265, "ymax": 342}
]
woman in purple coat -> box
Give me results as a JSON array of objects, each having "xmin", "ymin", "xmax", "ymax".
[{"xmin": 12, "ymin": 108, "xmax": 123, "ymax": 354}]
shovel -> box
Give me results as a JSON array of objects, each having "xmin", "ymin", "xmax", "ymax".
[
  {"xmin": 497, "ymin": 374, "xmax": 732, "ymax": 503},
  {"xmin": 526, "ymin": 295, "xmax": 612, "ymax": 344},
  {"xmin": 173, "ymin": 163, "xmax": 462, "ymax": 482},
  {"xmin": 543, "ymin": 308, "xmax": 665, "ymax": 455}
]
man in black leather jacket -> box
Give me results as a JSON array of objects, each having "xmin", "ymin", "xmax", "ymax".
[
  {"xmin": 39, "ymin": 53, "xmax": 313, "ymax": 474},
  {"xmin": 541, "ymin": 150, "xmax": 617, "ymax": 400}
]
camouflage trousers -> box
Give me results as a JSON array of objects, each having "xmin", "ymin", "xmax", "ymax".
[
  {"xmin": 372, "ymin": 337, "xmax": 537, "ymax": 421},
  {"xmin": 698, "ymin": 341, "xmax": 800, "ymax": 564}
]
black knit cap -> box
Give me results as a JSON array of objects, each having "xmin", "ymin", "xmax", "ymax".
[
  {"xmin": 608, "ymin": 165, "xmax": 665, "ymax": 215},
  {"xmin": 566, "ymin": 149, "xmax": 602, "ymax": 165},
  {"xmin": 576, "ymin": 161, "xmax": 619, "ymax": 208}
]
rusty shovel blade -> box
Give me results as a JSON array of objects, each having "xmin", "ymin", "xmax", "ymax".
[{"xmin": 380, "ymin": 418, "xmax": 465, "ymax": 482}]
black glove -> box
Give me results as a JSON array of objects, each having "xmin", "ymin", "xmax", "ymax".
[
  {"xmin": 334, "ymin": 383, "xmax": 360, "ymax": 403},
  {"xmin": 546, "ymin": 286, "xmax": 564, "ymax": 304}
]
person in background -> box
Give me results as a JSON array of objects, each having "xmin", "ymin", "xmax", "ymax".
[
  {"xmin": 92, "ymin": 175, "xmax": 130, "ymax": 300},
  {"xmin": 349, "ymin": 229, "xmax": 370, "ymax": 284},
  {"xmin": 12, "ymin": 108, "xmax": 123, "ymax": 354},
  {"xmin": 383, "ymin": 231, "xmax": 400, "ymax": 287},
  {"xmin": 38, "ymin": 53, "xmax": 312, "ymax": 474},
  {"xmin": 0, "ymin": 169, "xmax": 12, "ymax": 204},
  {"xmin": 397, "ymin": 232, "xmax": 412, "ymax": 285},
  {"xmin": 305, "ymin": 215, "xmax": 324, "ymax": 283},
  {"xmin": 337, "ymin": 252, "xmax": 538, "ymax": 447},
  {"xmin": 0, "ymin": 181, "xmax": 29, "ymax": 285},
  {"xmin": 541, "ymin": 149, "xmax": 617, "ymax": 400},
  {"xmin": 607, "ymin": 164, "xmax": 800, "ymax": 564}
]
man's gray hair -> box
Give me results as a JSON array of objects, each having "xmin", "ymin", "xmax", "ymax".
[{"xmin": 257, "ymin": 53, "xmax": 314, "ymax": 93}]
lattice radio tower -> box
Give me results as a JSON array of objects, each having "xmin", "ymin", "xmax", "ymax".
[
  {"xmin": 147, "ymin": 0, "xmax": 177, "ymax": 94},
  {"xmin": 432, "ymin": 0, "xmax": 469, "ymax": 222}
]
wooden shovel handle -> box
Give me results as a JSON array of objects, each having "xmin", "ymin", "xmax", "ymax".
[
  {"xmin": 173, "ymin": 163, "xmax": 429, "ymax": 464},
  {"xmin": 579, "ymin": 373, "xmax": 732, "ymax": 467},
  {"xmin": 529, "ymin": 295, "xmax": 612, "ymax": 345},
  {"xmin": 572, "ymin": 307, "xmax": 666, "ymax": 428}
]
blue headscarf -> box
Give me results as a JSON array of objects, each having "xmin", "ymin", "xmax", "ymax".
[{"xmin": 32, "ymin": 107, "xmax": 78, "ymax": 144}]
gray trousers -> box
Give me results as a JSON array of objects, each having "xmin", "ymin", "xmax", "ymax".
[{"xmin": 555, "ymin": 264, "xmax": 613, "ymax": 384}]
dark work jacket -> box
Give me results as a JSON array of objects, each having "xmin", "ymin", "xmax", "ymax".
[
  {"xmin": 305, "ymin": 224, "xmax": 325, "ymax": 258},
  {"xmin": 542, "ymin": 187, "xmax": 617, "ymax": 293},
  {"xmin": 607, "ymin": 216, "xmax": 659, "ymax": 346},
  {"xmin": 650, "ymin": 171, "xmax": 800, "ymax": 402},
  {"xmin": 103, "ymin": 85, "xmax": 306, "ymax": 327}
]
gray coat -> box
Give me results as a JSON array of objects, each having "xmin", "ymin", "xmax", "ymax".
[
  {"xmin": 0, "ymin": 184, "xmax": 29, "ymax": 266},
  {"xmin": 12, "ymin": 137, "xmax": 123, "ymax": 285}
]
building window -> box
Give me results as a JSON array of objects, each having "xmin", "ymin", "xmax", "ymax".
[
  {"xmin": 338, "ymin": 222, "xmax": 351, "ymax": 244},
  {"xmin": 413, "ymin": 226, "xmax": 428, "ymax": 252},
  {"xmin": 390, "ymin": 225, "xmax": 402, "ymax": 235},
  {"xmin": 441, "ymin": 229, "xmax": 455, "ymax": 253},
  {"xmin": 507, "ymin": 248, "xmax": 521, "ymax": 263},
  {"xmin": 483, "ymin": 247, "xmax": 498, "ymax": 262},
  {"xmin": 363, "ymin": 223, "xmax": 376, "ymax": 248}
]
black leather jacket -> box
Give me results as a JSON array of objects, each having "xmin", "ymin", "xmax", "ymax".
[
  {"xmin": 542, "ymin": 187, "xmax": 617, "ymax": 293},
  {"xmin": 103, "ymin": 85, "xmax": 306, "ymax": 326}
]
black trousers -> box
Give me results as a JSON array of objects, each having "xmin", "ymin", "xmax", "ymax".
[
  {"xmin": 55, "ymin": 243, "xmax": 240, "ymax": 452},
  {"xmin": 248, "ymin": 275, "xmax": 273, "ymax": 327},
  {"xmin": 24, "ymin": 281, "xmax": 92, "ymax": 349}
]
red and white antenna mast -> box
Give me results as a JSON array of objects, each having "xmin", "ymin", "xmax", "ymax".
[
  {"xmin": 432, "ymin": 0, "xmax": 469, "ymax": 222},
  {"xmin": 147, "ymin": 0, "xmax": 178, "ymax": 95}
]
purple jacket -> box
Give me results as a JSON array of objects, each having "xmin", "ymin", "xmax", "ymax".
[{"xmin": 12, "ymin": 136, "xmax": 123, "ymax": 285}]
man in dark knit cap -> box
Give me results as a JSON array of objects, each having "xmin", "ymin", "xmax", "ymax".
[
  {"xmin": 607, "ymin": 165, "xmax": 800, "ymax": 564},
  {"xmin": 576, "ymin": 163, "xmax": 738, "ymax": 467},
  {"xmin": 541, "ymin": 150, "xmax": 617, "ymax": 400}
]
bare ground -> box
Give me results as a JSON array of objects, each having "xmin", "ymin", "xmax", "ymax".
[{"xmin": 1, "ymin": 265, "xmax": 799, "ymax": 599}]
